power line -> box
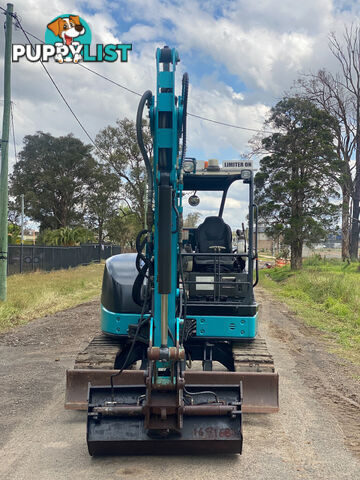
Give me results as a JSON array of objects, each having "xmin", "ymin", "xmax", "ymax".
[
  {"xmin": 2, "ymin": 13, "xmax": 275, "ymax": 135},
  {"xmin": 77, "ymin": 63, "xmax": 142, "ymax": 97},
  {"xmin": 76, "ymin": 65, "xmax": 276, "ymax": 134},
  {"xmin": 6, "ymin": 10, "xmax": 106, "ymax": 157},
  {"xmin": 187, "ymin": 112, "xmax": 274, "ymax": 134}
]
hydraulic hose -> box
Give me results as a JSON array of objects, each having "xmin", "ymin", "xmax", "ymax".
[
  {"xmin": 181, "ymin": 73, "xmax": 189, "ymax": 164},
  {"xmin": 179, "ymin": 73, "xmax": 189, "ymax": 344},
  {"xmin": 136, "ymin": 90, "xmax": 154, "ymax": 228},
  {"xmin": 132, "ymin": 229, "xmax": 153, "ymax": 307}
]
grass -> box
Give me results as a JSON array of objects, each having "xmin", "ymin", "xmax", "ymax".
[
  {"xmin": 260, "ymin": 257, "xmax": 360, "ymax": 364},
  {"xmin": 2, "ymin": 257, "xmax": 359, "ymax": 364},
  {"xmin": 0, "ymin": 263, "xmax": 104, "ymax": 332}
]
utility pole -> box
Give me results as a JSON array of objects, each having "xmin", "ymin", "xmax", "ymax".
[
  {"xmin": 0, "ymin": 4, "xmax": 14, "ymax": 301},
  {"xmin": 20, "ymin": 193, "xmax": 24, "ymax": 273}
]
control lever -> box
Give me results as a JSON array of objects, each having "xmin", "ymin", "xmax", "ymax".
[{"xmin": 209, "ymin": 246, "xmax": 226, "ymax": 253}]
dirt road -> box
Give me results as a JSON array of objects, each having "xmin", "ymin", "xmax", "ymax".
[{"xmin": 0, "ymin": 289, "xmax": 359, "ymax": 480}]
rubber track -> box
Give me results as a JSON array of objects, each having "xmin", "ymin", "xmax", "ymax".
[
  {"xmin": 232, "ymin": 337, "xmax": 275, "ymax": 372},
  {"xmin": 74, "ymin": 334, "xmax": 275, "ymax": 373},
  {"xmin": 74, "ymin": 334, "xmax": 123, "ymax": 370}
]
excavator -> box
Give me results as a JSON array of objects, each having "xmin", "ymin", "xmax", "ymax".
[{"xmin": 65, "ymin": 46, "xmax": 279, "ymax": 455}]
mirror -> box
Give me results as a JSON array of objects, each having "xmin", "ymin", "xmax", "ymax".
[{"xmin": 188, "ymin": 194, "xmax": 200, "ymax": 207}]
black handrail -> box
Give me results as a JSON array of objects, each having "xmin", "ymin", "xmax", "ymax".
[
  {"xmin": 253, "ymin": 203, "xmax": 259, "ymax": 287},
  {"xmin": 180, "ymin": 252, "xmax": 250, "ymax": 257}
]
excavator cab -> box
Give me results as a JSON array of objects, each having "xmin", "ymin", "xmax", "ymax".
[{"xmin": 182, "ymin": 164, "xmax": 257, "ymax": 313}]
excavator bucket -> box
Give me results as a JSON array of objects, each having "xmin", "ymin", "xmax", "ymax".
[
  {"xmin": 66, "ymin": 368, "xmax": 278, "ymax": 455},
  {"xmin": 87, "ymin": 382, "xmax": 243, "ymax": 455}
]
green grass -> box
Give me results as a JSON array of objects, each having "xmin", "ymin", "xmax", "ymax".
[
  {"xmin": 260, "ymin": 257, "xmax": 360, "ymax": 364},
  {"xmin": 0, "ymin": 263, "xmax": 104, "ymax": 332}
]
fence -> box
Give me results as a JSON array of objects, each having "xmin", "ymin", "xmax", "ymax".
[{"xmin": 7, "ymin": 244, "xmax": 121, "ymax": 276}]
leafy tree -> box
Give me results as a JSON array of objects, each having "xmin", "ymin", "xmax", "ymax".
[
  {"xmin": 84, "ymin": 164, "xmax": 121, "ymax": 244},
  {"xmin": 8, "ymin": 199, "xmax": 20, "ymax": 225},
  {"xmin": 95, "ymin": 118, "xmax": 152, "ymax": 226},
  {"xmin": 8, "ymin": 224, "xmax": 20, "ymax": 244},
  {"xmin": 255, "ymin": 97, "xmax": 340, "ymax": 270},
  {"xmin": 7, "ymin": 200, "xmax": 22, "ymax": 244},
  {"xmin": 106, "ymin": 208, "xmax": 142, "ymax": 251},
  {"xmin": 10, "ymin": 132, "xmax": 96, "ymax": 230}
]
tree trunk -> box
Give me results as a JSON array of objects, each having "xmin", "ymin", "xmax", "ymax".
[
  {"xmin": 289, "ymin": 162, "xmax": 303, "ymax": 270},
  {"xmin": 341, "ymin": 184, "xmax": 351, "ymax": 262},
  {"xmin": 98, "ymin": 220, "xmax": 103, "ymax": 263},
  {"xmin": 350, "ymin": 184, "xmax": 360, "ymax": 260},
  {"xmin": 350, "ymin": 99, "xmax": 360, "ymax": 260},
  {"xmin": 60, "ymin": 207, "xmax": 68, "ymax": 228},
  {"xmin": 98, "ymin": 220, "xmax": 103, "ymax": 245},
  {"xmin": 290, "ymin": 238, "xmax": 303, "ymax": 270}
]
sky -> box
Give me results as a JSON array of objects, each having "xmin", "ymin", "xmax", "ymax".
[{"xmin": 0, "ymin": 0, "xmax": 359, "ymax": 228}]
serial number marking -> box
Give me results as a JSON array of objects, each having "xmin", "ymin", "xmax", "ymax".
[{"xmin": 192, "ymin": 427, "xmax": 237, "ymax": 439}]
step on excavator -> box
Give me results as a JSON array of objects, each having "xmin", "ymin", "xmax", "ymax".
[{"xmin": 65, "ymin": 46, "xmax": 279, "ymax": 455}]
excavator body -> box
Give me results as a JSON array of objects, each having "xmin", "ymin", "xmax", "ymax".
[{"xmin": 65, "ymin": 46, "xmax": 279, "ymax": 455}]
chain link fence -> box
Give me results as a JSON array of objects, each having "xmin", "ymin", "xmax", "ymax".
[{"xmin": 7, "ymin": 244, "xmax": 121, "ymax": 276}]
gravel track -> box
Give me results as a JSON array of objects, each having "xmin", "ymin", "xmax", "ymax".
[{"xmin": 0, "ymin": 289, "xmax": 359, "ymax": 480}]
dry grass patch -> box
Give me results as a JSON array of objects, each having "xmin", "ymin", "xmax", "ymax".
[{"xmin": 0, "ymin": 263, "xmax": 104, "ymax": 331}]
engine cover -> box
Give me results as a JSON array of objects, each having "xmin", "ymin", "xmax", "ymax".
[{"xmin": 101, "ymin": 253, "xmax": 142, "ymax": 314}]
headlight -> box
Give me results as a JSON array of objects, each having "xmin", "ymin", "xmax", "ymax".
[
  {"xmin": 241, "ymin": 169, "xmax": 252, "ymax": 179},
  {"xmin": 183, "ymin": 158, "xmax": 195, "ymax": 173}
]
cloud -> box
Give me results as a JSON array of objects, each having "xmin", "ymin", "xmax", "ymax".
[{"xmin": 1, "ymin": 0, "xmax": 359, "ymax": 224}]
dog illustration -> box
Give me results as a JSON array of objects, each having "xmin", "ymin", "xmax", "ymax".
[{"xmin": 47, "ymin": 15, "xmax": 85, "ymax": 63}]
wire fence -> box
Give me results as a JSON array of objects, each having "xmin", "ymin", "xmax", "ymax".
[{"xmin": 7, "ymin": 244, "xmax": 121, "ymax": 276}]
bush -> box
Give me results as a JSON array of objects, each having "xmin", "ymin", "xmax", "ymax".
[{"xmin": 37, "ymin": 227, "xmax": 95, "ymax": 246}]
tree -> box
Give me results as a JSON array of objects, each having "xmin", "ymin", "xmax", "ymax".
[
  {"xmin": 184, "ymin": 212, "xmax": 201, "ymax": 227},
  {"xmin": 95, "ymin": 118, "xmax": 152, "ymax": 226},
  {"xmin": 298, "ymin": 26, "xmax": 360, "ymax": 260},
  {"xmin": 329, "ymin": 26, "xmax": 360, "ymax": 260},
  {"xmin": 297, "ymin": 70, "xmax": 353, "ymax": 261},
  {"xmin": 8, "ymin": 223, "xmax": 20, "ymax": 244},
  {"xmin": 255, "ymin": 97, "xmax": 340, "ymax": 270},
  {"xmin": 106, "ymin": 208, "xmax": 142, "ymax": 251},
  {"xmin": 10, "ymin": 132, "xmax": 96, "ymax": 230},
  {"xmin": 7, "ymin": 199, "xmax": 20, "ymax": 225},
  {"xmin": 84, "ymin": 164, "xmax": 121, "ymax": 244}
]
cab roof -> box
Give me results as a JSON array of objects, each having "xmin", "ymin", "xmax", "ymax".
[{"xmin": 183, "ymin": 172, "xmax": 244, "ymax": 191}]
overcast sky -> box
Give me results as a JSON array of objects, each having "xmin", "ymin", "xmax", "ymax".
[{"xmin": 0, "ymin": 0, "xmax": 359, "ymax": 228}]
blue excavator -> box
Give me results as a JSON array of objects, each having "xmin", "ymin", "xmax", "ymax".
[{"xmin": 65, "ymin": 46, "xmax": 278, "ymax": 455}]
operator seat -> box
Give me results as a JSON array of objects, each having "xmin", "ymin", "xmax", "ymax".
[{"xmin": 194, "ymin": 216, "xmax": 234, "ymax": 271}]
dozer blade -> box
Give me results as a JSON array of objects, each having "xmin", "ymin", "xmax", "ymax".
[
  {"xmin": 66, "ymin": 369, "xmax": 279, "ymax": 413},
  {"xmin": 87, "ymin": 383, "xmax": 242, "ymax": 456}
]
